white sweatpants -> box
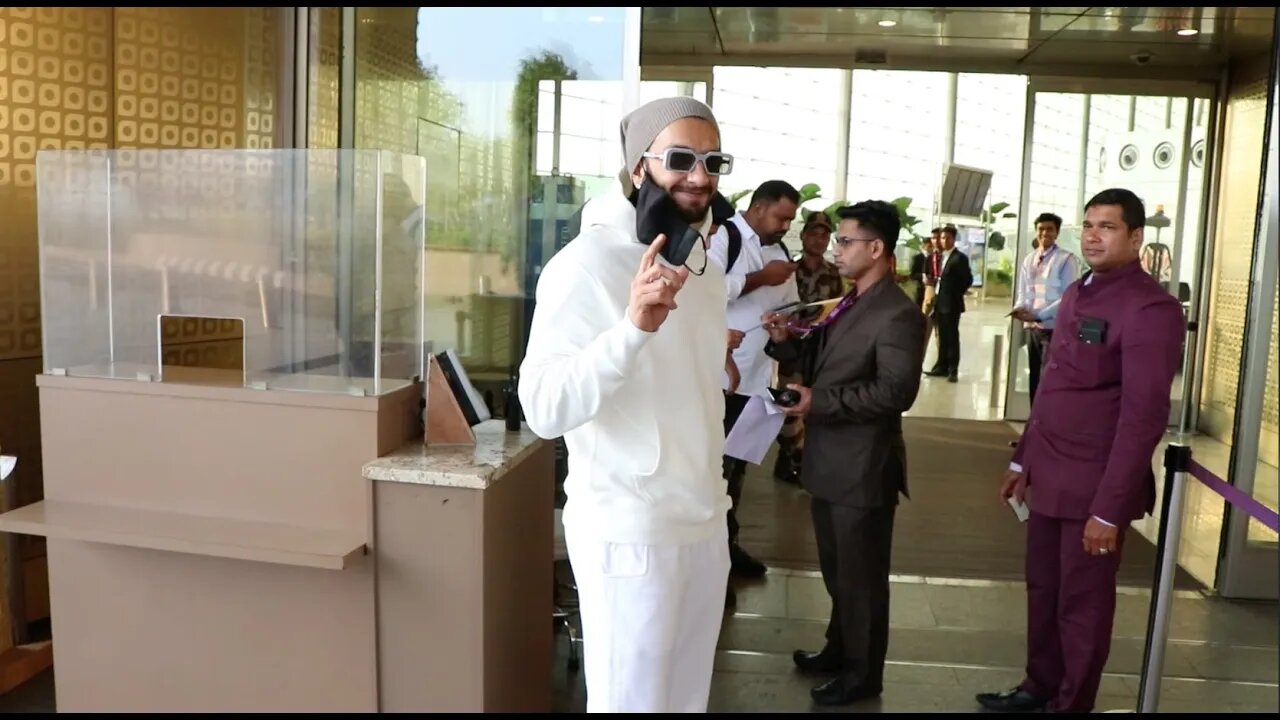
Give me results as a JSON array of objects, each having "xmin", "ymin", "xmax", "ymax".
[{"xmin": 566, "ymin": 525, "xmax": 731, "ymax": 713}]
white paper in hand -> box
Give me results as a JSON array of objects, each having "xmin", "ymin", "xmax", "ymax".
[
  {"xmin": 1007, "ymin": 495, "xmax": 1030, "ymax": 523},
  {"xmin": 724, "ymin": 394, "xmax": 787, "ymax": 465}
]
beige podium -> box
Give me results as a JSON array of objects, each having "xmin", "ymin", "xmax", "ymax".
[
  {"xmin": 0, "ymin": 378, "xmax": 553, "ymax": 712},
  {"xmin": 363, "ymin": 421, "xmax": 554, "ymax": 712},
  {"xmin": 0, "ymin": 147, "xmax": 555, "ymax": 712}
]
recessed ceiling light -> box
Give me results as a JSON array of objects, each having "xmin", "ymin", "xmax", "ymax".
[
  {"xmin": 878, "ymin": 19, "xmax": 897, "ymax": 28},
  {"xmin": 587, "ymin": 15, "xmax": 605, "ymax": 23},
  {"xmin": 1176, "ymin": 27, "xmax": 1198, "ymax": 36}
]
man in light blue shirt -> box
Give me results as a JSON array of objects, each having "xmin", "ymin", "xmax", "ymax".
[{"xmin": 1011, "ymin": 213, "xmax": 1080, "ymax": 406}]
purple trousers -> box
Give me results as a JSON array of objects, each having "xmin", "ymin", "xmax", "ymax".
[{"xmin": 1020, "ymin": 512, "xmax": 1125, "ymax": 713}]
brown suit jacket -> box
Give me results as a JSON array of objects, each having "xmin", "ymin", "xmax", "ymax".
[{"xmin": 766, "ymin": 274, "xmax": 926, "ymax": 508}]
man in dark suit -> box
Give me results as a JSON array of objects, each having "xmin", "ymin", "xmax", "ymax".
[
  {"xmin": 762, "ymin": 200, "xmax": 925, "ymax": 706},
  {"xmin": 977, "ymin": 189, "xmax": 1186, "ymax": 714},
  {"xmin": 907, "ymin": 237, "xmax": 931, "ymax": 308},
  {"xmin": 925, "ymin": 225, "xmax": 973, "ymax": 382}
]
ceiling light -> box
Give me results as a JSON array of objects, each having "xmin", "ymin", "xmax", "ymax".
[
  {"xmin": 1176, "ymin": 28, "xmax": 1198, "ymax": 36},
  {"xmin": 878, "ymin": 19, "xmax": 897, "ymax": 28},
  {"xmin": 587, "ymin": 15, "xmax": 605, "ymax": 23}
]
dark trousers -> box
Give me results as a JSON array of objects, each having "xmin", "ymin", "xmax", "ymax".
[
  {"xmin": 1027, "ymin": 329, "xmax": 1053, "ymax": 407},
  {"xmin": 1022, "ymin": 512, "xmax": 1124, "ymax": 713},
  {"xmin": 811, "ymin": 497, "xmax": 896, "ymax": 690},
  {"xmin": 932, "ymin": 311, "xmax": 962, "ymax": 375},
  {"xmin": 723, "ymin": 392, "xmax": 750, "ymax": 546}
]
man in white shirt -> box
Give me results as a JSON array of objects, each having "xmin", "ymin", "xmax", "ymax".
[
  {"xmin": 708, "ymin": 180, "xmax": 800, "ymax": 581},
  {"xmin": 519, "ymin": 97, "xmax": 733, "ymax": 713},
  {"xmin": 1011, "ymin": 212, "xmax": 1080, "ymax": 407}
]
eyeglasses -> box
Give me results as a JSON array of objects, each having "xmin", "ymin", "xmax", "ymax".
[
  {"xmin": 831, "ymin": 235, "xmax": 880, "ymax": 249},
  {"xmin": 642, "ymin": 147, "xmax": 734, "ymax": 176}
]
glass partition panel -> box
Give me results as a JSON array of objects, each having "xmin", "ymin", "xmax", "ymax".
[
  {"xmin": 358, "ymin": 6, "xmax": 635, "ymax": 400},
  {"xmin": 36, "ymin": 148, "xmax": 424, "ymax": 396}
]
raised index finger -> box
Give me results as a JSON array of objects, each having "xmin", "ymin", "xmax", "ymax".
[{"xmin": 640, "ymin": 233, "xmax": 667, "ymax": 273}]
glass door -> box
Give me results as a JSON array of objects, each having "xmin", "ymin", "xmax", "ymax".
[
  {"xmin": 1216, "ymin": 64, "xmax": 1278, "ymax": 599},
  {"xmin": 1007, "ymin": 81, "xmax": 1215, "ymax": 425}
]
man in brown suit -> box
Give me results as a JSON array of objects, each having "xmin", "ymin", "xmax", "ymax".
[
  {"xmin": 977, "ymin": 188, "xmax": 1186, "ymax": 714},
  {"xmin": 762, "ymin": 200, "xmax": 925, "ymax": 706}
]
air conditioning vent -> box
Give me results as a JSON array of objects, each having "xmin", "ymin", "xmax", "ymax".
[
  {"xmin": 1119, "ymin": 144, "xmax": 1139, "ymax": 171},
  {"xmin": 1191, "ymin": 139, "xmax": 1206, "ymax": 168}
]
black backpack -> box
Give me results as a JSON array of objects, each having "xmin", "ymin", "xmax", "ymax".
[{"xmin": 725, "ymin": 220, "xmax": 743, "ymax": 273}]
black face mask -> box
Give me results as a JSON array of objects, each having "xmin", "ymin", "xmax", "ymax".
[{"xmin": 632, "ymin": 175, "xmax": 706, "ymax": 272}]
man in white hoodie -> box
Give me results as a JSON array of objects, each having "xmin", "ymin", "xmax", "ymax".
[{"xmin": 519, "ymin": 97, "xmax": 734, "ymax": 713}]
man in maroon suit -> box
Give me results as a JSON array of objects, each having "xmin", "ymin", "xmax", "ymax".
[{"xmin": 976, "ymin": 188, "xmax": 1186, "ymax": 714}]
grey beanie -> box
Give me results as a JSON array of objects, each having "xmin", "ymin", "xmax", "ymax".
[{"xmin": 619, "ymin": 96, "xmax": 719, "ymax": 174}]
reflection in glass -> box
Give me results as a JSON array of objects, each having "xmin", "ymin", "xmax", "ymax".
[
  {"xmin": 1011, "ymin": 91, "xmax": 1208, "ymax": 411},
  {"xmin": 354, "ymin": 7, "xmax": 630, "ymax": 401}
]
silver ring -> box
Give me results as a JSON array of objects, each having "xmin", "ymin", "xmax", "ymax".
[{"xmin": 1099, "ymin": 548, "xmax": 1110, "ymax": 555}]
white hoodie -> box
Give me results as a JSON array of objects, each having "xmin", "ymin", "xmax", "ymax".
[{"xmin": 519, "ymin": 179, "xmax": 731, "ymax": 546}]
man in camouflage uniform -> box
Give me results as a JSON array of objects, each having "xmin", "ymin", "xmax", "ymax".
[{"xmin": 774, "ymin": 210, "xmax": 846, "ymax": 483}]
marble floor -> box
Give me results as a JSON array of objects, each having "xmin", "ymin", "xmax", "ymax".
[
  {"xmin": 906, "ymin": 298, "xmax": 1011, "ymax": 423},
  {"xmin": 552, "ymin": 569, "xmax": 1280, "ymax": 713}
]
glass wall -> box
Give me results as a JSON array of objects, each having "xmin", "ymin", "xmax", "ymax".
[
  {"xmin": 713, "ymin": 66, "xmax": 846, "ymax": 211},
  {"xmin": 638, "ymin": 80, "xmax": 707, "ymax": 106},
  {"xmin": 1007, "ymin": 88, "xmax": 1210, "ymax": 418},
  {"xmin": 847, "ymin": 69, "xmax": 950, "ymax": 241},
  {"xmin": 702, "ymin": 68, "xmax": 1027, "ymax": 266},
  {"xmin": 1250, "ymin": 282, "xmax": 1279, "ymax": 546},
  {"xmin": 954, "ymin": 73, "xmax": 1029, "ymax": 298},
  {"xmin": 1216, "ymin": 52, "xmax": 1279, "ymax": 597},
  {"xmin": 348, "ymin": 7, "xmax": 634, "ymax": 397},
  {"xmin": 1199, "ymin": 61, "xmax": 1272, "ymax": 447}
]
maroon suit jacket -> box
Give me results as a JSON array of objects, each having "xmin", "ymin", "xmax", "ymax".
[{"xmin": 1012, "ymin": 259, "xmax": 1186, "ymax": 525}]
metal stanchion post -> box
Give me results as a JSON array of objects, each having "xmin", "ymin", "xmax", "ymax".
[
  {"xmin": 989, "ymin": 333, "xmax": 1004, "ymax": 409},
  {"xmin": 1136, "ymin": 442, "xmax": 1191, "ymax": 713}
]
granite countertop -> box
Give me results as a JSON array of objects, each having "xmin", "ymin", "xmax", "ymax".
[{"xmin": 362, "ymin": 420, "xmax": 547, "ymax": 490}]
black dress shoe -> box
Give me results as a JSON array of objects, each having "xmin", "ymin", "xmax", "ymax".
[
  {"xmin": 792, "ymin": 648, "xmax": 842, "ymax": 674},
  {"xmin": 975, "ymin": 687, "xmax": 1048, "ymax": 712},
  {"xmin": 810, "ymin": 675, "xmax": 882, "ymax": 706},
  {"xmin": 924, "ymin": 369, "xmax": 948, "ymax": 377},
  {"xmin": 729, "ymin": 543, "xmax": 767, "ymax": 579}
]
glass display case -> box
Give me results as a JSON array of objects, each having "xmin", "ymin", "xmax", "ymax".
[{"xmin": 36, "ymin": 148, "xmax": 425, "ymax": 396}]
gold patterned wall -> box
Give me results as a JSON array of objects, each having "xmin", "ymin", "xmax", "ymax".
[
  {"xmin": 1199, "ymin": 55, "xmax": 1271, "ymax": 448},
  {"xmin": 1265, "ymin": 289, "xmax": 1279, "ymax": 467},
  {"xmin": 307, "ymin": 6, "xmax": 339, "ymax": 149},
  {"xmin": 112, "ymin": 7, "xmax": 279, "ymax": 151},
  {"xmin": 0, "ymin": 7, "xmax": 285, "ymax": 639},
  {"xmin": 354, "ymin": 7, "xmax": 427, "ymax": 155},
  {"xmin": 0, "ymin": 7, "xmax": 113, "ymax": 363}
]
